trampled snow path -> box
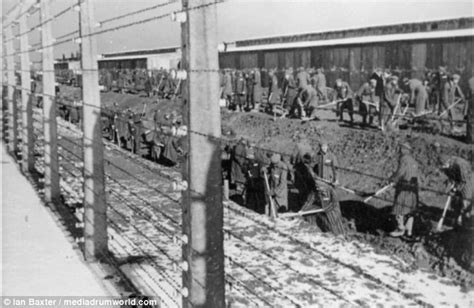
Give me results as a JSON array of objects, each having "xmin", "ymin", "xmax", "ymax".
[
  {"xmin": 31, "ymin": 114, "xmax": 473, "ymax": 307},
  {"xmin": 0, "ymin": 144, "xmax": 114, "ymax": 298}
]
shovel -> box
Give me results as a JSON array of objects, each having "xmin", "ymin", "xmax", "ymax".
[
  {"xmin": 439, "ymin": 98, "xmax": 462, "ymax": 117},
  {"xmin": 280, "ymin": 208, "xmax": 326, "ymax": 219},
  {"xmin": 436, "ymin": 195, "xmax": 452, "ymax": 232},
  {"xmin": 262, "ymin": 170, "xmax": 278, "ymax": 220},
  {"xmin": 436, "ymin": 184, "xmax": 455, "ymax": 232},
  {"xmin": 314, "ymin": 176, "xmax": 368, "ymax": 197},
  {"xmin": 363, "ymin": 183, "xmax": 394, "ymax": 203}
]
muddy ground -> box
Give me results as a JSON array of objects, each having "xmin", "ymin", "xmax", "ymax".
[{"xmin": 59, "ymin": 86, "xmax": 473, "ymax": 289}]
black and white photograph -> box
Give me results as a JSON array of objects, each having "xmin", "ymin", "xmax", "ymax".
[{"xmin": 1, "ymin": 0, "xmax": 473, "ymax": 307}]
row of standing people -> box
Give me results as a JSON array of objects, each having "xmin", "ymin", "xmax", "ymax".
[
  {"xmin": 102, "ymin": 107, "xmax": 188, "ymax": 167},
  {"xmin": 225, "ymin": 133, "xmax": 473, "ymax": 237},
  {"xmin": 224, "ymin": 133, "xmax": 345, "ymax": 234},
  {"xmin": 220, "ymin": 66, "xmax": 470, "ymax": 131},
  {"xmin": 219, "ymin": 67, "xmax": 329, "ymax": 113},
  {"xmin": 98, "ymin": 68, "xmax": 182, "ymax": 99},
  {"xmin": 59, "ymin": 66, "xmax": 471, "ymax": 133},
  {"xmin": 54, "ymin": 96, "xmax": 189, "ymax": 167}
]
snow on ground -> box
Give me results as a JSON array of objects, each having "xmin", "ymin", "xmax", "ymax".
[
  {"xmin": 0, "ymin": 144, "xmax": 114, "ymax": 298},
  {"xmin": 27, "ymin": 113, "xmax": 474, "ymax": 307}
]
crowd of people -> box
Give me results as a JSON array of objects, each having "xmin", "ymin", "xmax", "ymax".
[
  {"xmin": 218, "ymin": 66, "xmax": 470, "ymax": 132},
  {"xmin": 49, "ymin": 64, "xmax": 473, "ymax": 237},
  {"xmin": 222, "ymin": 133, "xmax": 472, "ymax": 238},
  {"xmin": 100, "ymin": 107, "xmax": 189, "ymax": 167},
  {"xmin": 98, "ymin": 68, "xmax": 182, "ymax": 99},
  {"xmin": 90, "ymin": 66, "xmax": 472, "ymax": 133}
]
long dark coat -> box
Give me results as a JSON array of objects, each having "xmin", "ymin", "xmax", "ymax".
[
  {"xmin": 269, "ymin": 160, "xmax": 288, "ymax": 209},
  {"xmin": 231, "ymin": 142, "xmax": 247, "ymax": 185},
  {"xmin": 162, "ymin": 135, "xmax": 181, "ymax": 164}
]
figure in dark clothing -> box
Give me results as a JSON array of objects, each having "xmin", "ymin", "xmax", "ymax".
[
  {"xmin": 388, "ymin": 143, "xmax": 419, "ymax": 237},
  {"xmin": 334, "ymin": 78, "xmax": 354, "ymax": 123},
  {"xmin": 231, "ymin": 138, "xmax": 247, "ymax": 192},
  {"xmin": 356, "ymin": 80, "xmax": 378, "ymax": 127},
  {"xmin": 268, "ymin": 154, "xmax": 288, "ymax": 212},
  {"xmin": 438, "ymin": 149, "xmax": 473, "ymax": 228}
]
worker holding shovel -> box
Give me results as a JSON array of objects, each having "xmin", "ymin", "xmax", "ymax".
[
  {"xmin": 268, "ymin": 154, "xmax": 289, "ymax": 214},
  {"xmin": 440, "ymin": 155, "xmax": 473, "ymax": 229},
  {"xmin": 334, "ymin": 78, "xmax": 354, "ymax": 124}
]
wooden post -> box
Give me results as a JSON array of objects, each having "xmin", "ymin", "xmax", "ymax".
[
  {"xmin": 19, "ymin": 9, "xmax": 34, "ymax": 172},
  {"xmin": 40, "ymin": 0, "xmax": 60, "ymax": 203},
  {"xmin": 5, "ymin": 24, "xmax": 18, "ymax": 154},
  {"xmin": 79, "ymin": 0, "xmax": 108, "ymax": 261},
  {"xmin": 181, "ymin": 0, "xmax": 225, "ymax": 307}
]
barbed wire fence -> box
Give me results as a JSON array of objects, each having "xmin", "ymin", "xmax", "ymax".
[
  {"xmin": 1, "ymin": 0, "xmax": 472, "ymax": 307},
  {"xmin": 1, "ymin": 0, "xmax": 229, "ymax": 307}
]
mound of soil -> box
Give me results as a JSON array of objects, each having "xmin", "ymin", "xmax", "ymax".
[
  {"xmin": 59, "ymin": 86, "xmax": 474, "ymax": 288},
  {"xmin": 60, "ymin": 86, "xmax": 185, "ymax": 122}
]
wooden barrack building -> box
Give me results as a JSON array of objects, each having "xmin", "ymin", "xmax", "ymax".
[{"xmin": 219, "ymin": 17, "xmax": 474, "ymax": 89}]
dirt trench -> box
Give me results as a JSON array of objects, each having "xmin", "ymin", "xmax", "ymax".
[{"xmin": 59, "ymin": 86, "xmax": 474, "ymax": 289}]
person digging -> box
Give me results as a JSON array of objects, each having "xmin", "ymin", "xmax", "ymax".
[{"xmin": 387, "ymin": 142, "xmax": 420, "ymax": 238}]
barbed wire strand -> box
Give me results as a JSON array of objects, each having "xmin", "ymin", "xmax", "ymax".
[{"xmin": 97, "ymin": 0, "xmax": 176, "ymax": 26}]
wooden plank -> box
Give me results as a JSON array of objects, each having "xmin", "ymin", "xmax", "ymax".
[
  {"xmin": 219, "ymin": 53, "xmax": 236, "ymax": 69},
  {"xmin": 360, "ymin": 46, "xmax": 373, "ymax": 81},
  {"xmin": 454, "ymin": 38, "xmax": 471, "ymax": 90},
  {"xmin": 425, "ymin": 41, "xmax": 442, "ymax": 70},
  {"xmin": 398, "ymin": 43, "xmax": 412, "ymax": 80},
  {"xmin": 277, "ymin": 51, "xmax": 285, "ymax": 69},
  {"xmin": 264, "ymin": 51, "xmax": 279, "ymax": 69},
  {"xmin": 239, "ymin": 52, "xmax": 258, "ymax": 69},
  {"xmin": 257, "ymin": 51, "xmax": 265, "ymax": 68},
  {"xmin": 386, "ymin": 42, "xmax": 401, "ymax": 71},
  {"xmin": 294, "ymin": 49, "xmax": 302, "ymax": 68},
  {"xmin": 311, "ymin": 47, "xmax": 323, "ymax": 68},
  {"xmin": 284, "ymin": 50, "xmax": 295, "ymax": 69},
  {"xmin": 301, "ymin": 49, "xmax": 311, "ymax": 68},
  {"xmin": 337, "ymin": 47, "xmax": 350, "ymax": 83},
  {"xmin": 294, "ymin": 49, "xmax": 311, "ymax": 68},
  {"xmin": 442, "ymin": 41, "xmax": 458, "ymax": 72},
  {"xmin": 463, "ymin": 38, "xmax": 473, "ymax": 88},
  {"xmin": 349, "ymin": 47, "xmax": 361, "ymax": 89},
  {"xmin": 373, "ymin": 45, "xmax": 385, "ymax": 69},
  {"xmin": 411, "ymin": 43, "xmax": 427, "ymax": 79},
  {"xmin": 327, "ymin": 48, "xmax": 339, "ymax": 85}
]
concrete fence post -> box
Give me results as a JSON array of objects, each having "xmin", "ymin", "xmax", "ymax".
[{"xmin": 79, "ymin": 0, "xmax": 108, "ymax": 261}]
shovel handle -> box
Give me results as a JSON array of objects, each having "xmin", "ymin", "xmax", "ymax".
[
  {"xmin": 363, "ymin": 183, "xmax": 393, "ymax": 203},
  {"xmin": 436, "ymin": 184, "xmax": 455, "ymax": 231}
]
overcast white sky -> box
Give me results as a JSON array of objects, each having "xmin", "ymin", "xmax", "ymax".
[{"xmin": 2, "ymin": 0, "xmax": 473, "ymax": 59}]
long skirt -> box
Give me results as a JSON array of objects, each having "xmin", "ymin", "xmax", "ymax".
[{"xmin": 392, "ymin": 185, "xmax": 418, "ymax": 216}]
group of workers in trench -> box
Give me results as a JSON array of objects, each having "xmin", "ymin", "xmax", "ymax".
[
  {"xmin": 91, "ymin": 65, "xmax": 471, "ymax": 134},
  {"xmin": 65, "ymin": 95, "xmax": 471, "ymax": 239},
  {"xmin": 50, "ymin": 64, "xmax": 473, "ymax": 239},
  {"xmin": 97, "ymin": 68, "xmax": 183, "ymax": 99},
  {"xmin": 219, "ymin": 65, "xmax": 470, "ymax": 133},
  {"xmin": 224, "ymin": 133, "xmax": 472, "ymax": 238}
]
